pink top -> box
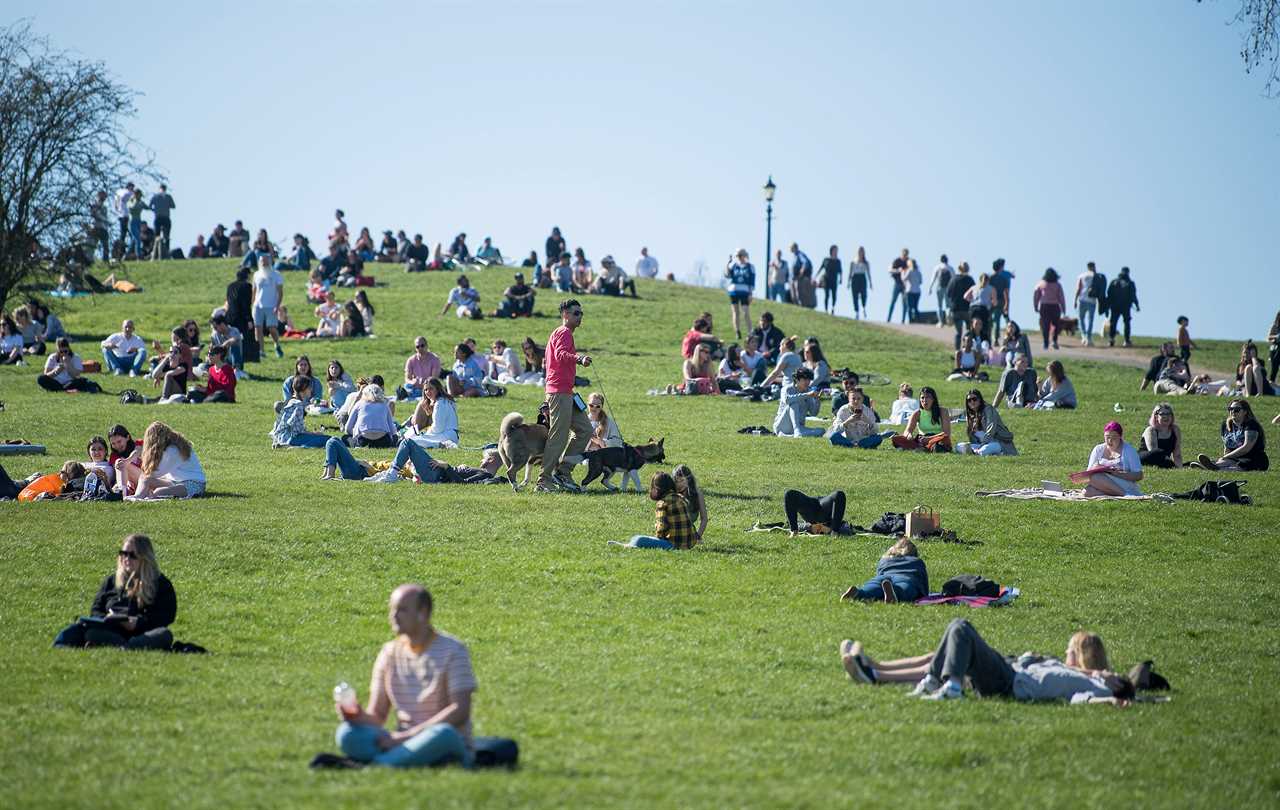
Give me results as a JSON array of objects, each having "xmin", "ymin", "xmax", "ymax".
[
  {"xmin": 545, "ymin": 325, "xmax": 577, "ymax": 394},
  {"xmin": 1034, "ymin": 281, "xmax": 1066, "ymax": 311},
  {"xmin": 404, "ymin": 351, "xmax": 442, "ymax": 385}
]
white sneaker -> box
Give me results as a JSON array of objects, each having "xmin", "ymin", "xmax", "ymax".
[
  {"xmin": 114, "ymin": 369, "xmax": 125, "ymax": 376},
  {"xmin": 922, "ymin": 680, "xmax": 964, "ymax": 700},
  {"xmin": 129, "ymin": 370, "xmax": 139, "ymax": 377},
  {"xmin": 910, "ymin": 674, "xmax": 941, "ymax": 696}
]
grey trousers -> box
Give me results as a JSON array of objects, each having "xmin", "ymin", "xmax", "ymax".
[{"xmin": 928, "ymin": 618, "xmax": 1015, "ymax": 696}]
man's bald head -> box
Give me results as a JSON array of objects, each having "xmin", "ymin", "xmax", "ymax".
[{"xmin": 391, "ymin": 583, "xmax": 432, "ymax": 614}]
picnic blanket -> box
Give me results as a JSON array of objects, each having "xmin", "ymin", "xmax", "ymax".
[
  {"xmin": 977, "ymin": 487, "xmax": 1173, "ymax": 503},
  {"xmin": 914, "ymin": 586, "xmax": 1020, "ymax": 607},
  {"xmin": 0, "ymin": 443, "xmax": 46, "ymax": 456}
]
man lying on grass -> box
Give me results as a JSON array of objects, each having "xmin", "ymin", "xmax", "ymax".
[
  {"xmin": 334, "ymin": 584, "xmax": 478, "ymax": 768},
  {"xmin": 839, "ymin": 619, "xmax": 1134, "ymax": 705}
]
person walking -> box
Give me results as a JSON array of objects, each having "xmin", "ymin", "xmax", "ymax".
[
  {"xmin": 818, "ymin": 246, "xmax": 842, "ymax": 314},
  {"xmin": 886, "ymin": 249, "xmax": 909, "ymax": 322},
  {"xmin": 1106, "ymin": 267, "xmax": 1140, "ymax": 347},
  {"xmin": 149, "ymin": 184, "xmax": 176, "ymax": 258},
  {"xmin": 113, "ymin": 182, "xmax": 134, "ymax": 255},
  {"xmin": 538, "ymin": 299, "xmax": 594, "ymax": 493},
  {"xmin": 945, "ymin": 262, "xmax": 976, "ymax": 350},
  {"xmin": 929, "ymin": 255, "xmax": 953, "ymax": 327},
  {"xmin": 848, "ymin": 246, "xmax": 871, "ymax": 319},
  {"xmin": 989, "ymin": 258, "xmax": 1014, "ymax": 339},
  {"xmin": 1033, "ymin": 268, "xmax": 1066, "ymax": 350},
  {"xmin": 767, "ymin": 249, "xmax": 789, "ymax": 303},
  {"xmin": 904, "ymin": 259, "xmax": 923, "ymax": 322},
  {"xmin": 1074, "ymin": 262, "xmax": 1101, "ymax": 346},
  {"xmin": 724, "ymin": 249, "xmax": 756, "ymax": 340}
]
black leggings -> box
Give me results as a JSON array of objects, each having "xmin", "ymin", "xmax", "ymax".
[
  {"xmin": 37, "ymin": 375, "xmax": 93, "ymax": 392},
  {"xmin": 0, "ymin": 463, "xmax": 20, "ymax": 499},
  {"xmin": 822, "ymin": 284, "xmax": 838, "ymax": 312},
  {"xmin": 1138, "ymin": 449, "xmax": 1176, "ymax": 469},
  {"xmin": 784, "ymin": 489, "xmax": 846, "ymax": 533}
]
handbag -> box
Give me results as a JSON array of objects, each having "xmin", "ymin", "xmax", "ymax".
[{"xmin": 906, "ymin": 506, "xmax": 941, "ymax": 538}]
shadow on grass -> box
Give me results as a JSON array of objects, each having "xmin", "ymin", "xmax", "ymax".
[{"xmin": 703, "ymin": 490, "xmax": 772, "ymax": 502}]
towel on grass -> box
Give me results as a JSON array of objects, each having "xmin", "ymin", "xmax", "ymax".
[
  {"xmin": 977, "ymin": 488, "xmax": 1172, "ymax": 503},
  {"xmin": 914, "ymin": 586, "xmax": 1020, "ymax": 607}
]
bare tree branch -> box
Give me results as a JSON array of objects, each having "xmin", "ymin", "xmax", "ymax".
[{"xmin": 1206, "ymin": 0, "xmax": 1280, "ymax": 97}]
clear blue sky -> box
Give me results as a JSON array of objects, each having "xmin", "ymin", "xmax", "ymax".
[{"xmin": 13, "ymin": 0, "xmax": 1278, "ymax": 340}]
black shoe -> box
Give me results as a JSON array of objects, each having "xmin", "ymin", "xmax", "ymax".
[{"xmin": 309, "ymin": 753, "xmax": 365, "ymax": 770}]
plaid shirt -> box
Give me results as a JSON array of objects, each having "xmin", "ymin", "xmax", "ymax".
[{"xmin": 655, "ymin": 493, "xmax": 698, "ymax": 549}]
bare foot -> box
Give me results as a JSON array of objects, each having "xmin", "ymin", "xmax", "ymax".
[{"xmin": 881, "ymin": 579, "xmax": 897, "ymax": 603}]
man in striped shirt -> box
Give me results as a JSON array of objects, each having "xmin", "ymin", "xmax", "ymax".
[{"xmin": 335, "ymin": 584, "xmax": 478, "ymax": 767}]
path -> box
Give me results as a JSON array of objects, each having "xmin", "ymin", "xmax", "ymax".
[{"xmin": 866, "ymin": 319, "xmax": 1234, "ymax": 381}]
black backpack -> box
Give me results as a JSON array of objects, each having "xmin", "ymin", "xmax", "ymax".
[
  {"xmin": 1089, "ymin": 272, "xmax": 1107, "ymax": 302},
  {"xmin": 120, "ymin": 389, "xmax": 143, "ymax": 405},
  {"xmin": 473, "ymin": 736, "xmax": 519, "ymax": 769},
  {"xmin": 870, "ymin": 512, "xmax": 906, "ymax": 535},
  {"xmin": 941, "ymin": 574, "xmax": 1001, "ymax": 598},
  {"xmin": 1171, "ymin": 480, "xmax": 1251, "ymax": 505}
]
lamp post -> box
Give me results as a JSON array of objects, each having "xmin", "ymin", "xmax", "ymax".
[{"xmin": 762, "ymin": 176, "xmax": 776, "ymax": 300}]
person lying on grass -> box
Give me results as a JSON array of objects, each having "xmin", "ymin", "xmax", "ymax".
[
  {"xmin": 1191, "ymin": 399, "xmax": 1269, "ymax": 472},
  {"xmin": 132, "ymin": 421, "xmax": 206, "ymax": 500},
  {"xmin": 783, "ymin": 489, "xmax": 846, "ymax": 535},
  {"xmin": 53, "ymin": 534, "xmax": 177, "ymax": 651},
  {"xmin": 321, "ymin": 437, "xmax": 504, "ymax": 484},
  {"xmin": 839, "ymin": 620, "xmax": 1134, "ymax": 705},
  {"xmin": 271, "ymin": 378, "xmax": 331, "ymax": 449},
  {"xmin": 955, "ymin": 389, "xmax": 1016, "ymax": 456},
  {"xmin": 840, "ymin": 538, "xmax": 928, "ymax": 603},
  {"xmin": 1080, "ymin": 421, "xmax": 1143, "ymax": 497},
  {"xmin": 891, "ymin": 386, "xmax": 952, "ymax": 452},
  {"xmin": 334, "ymin": 584, "xmax": 478, "ymax": 768}
]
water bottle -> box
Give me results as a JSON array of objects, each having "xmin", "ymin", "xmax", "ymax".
[{"xmin": 333, "ymin": 682, "xmax": 358, "ymax": 718}]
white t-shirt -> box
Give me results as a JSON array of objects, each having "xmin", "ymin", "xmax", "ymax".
[
  {"xmin": 635, "ymin": 255, "xmax": 659, "ymax": 278},
  {"xmin": 740, "ymin": 349, "xmax": 765, "ymax": 371},
  {"xmin": 889, "ymin": 397, "xmax": 921, "ymax": 425},
  {"xmin": 155, "ymin": 445, "xmax": 205, "ymax": 484},
  {"xmin": 494, "ymin": 347, "xmax": 523, "ymax": 377},
  {"xmin": 252, "ymin": 267, "xmax": 284, "ymax": 309},
  {"xmin": 42, "ymin": 352, "xmax": 83, "ymax": 386},
  {"xmin": 1086, "ymin": 441, "xmax": 1142, "ymax": 495},
  {"xmin": 1077, "ymin": 271, "xmax": 1097, "ymax": 302},
  {"xmin": 101, "ymin": 332, "xmax": 146, "ymax": 355}
]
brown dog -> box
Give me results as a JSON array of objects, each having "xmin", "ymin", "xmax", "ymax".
[{"xmin": 497, "ymin": 411, "xmax": 549, "ymax": 490}]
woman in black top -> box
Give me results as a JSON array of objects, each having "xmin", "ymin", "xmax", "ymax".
[
  {"xmin": 1138, "ymin": 403, "xmax": 1182, "ymax": 468},
  {"xmin": 53, "ymin": 534, "xmax": 177, "ymax": 650},
  {"xmin": 1194, "ymin": 400, "xmax": 1269, "ymax": 472},
  {"xmin": 545, "ymin": 227, "xmax": 566, "ymax": 264},
  {"xmin": 818, "ymin": 245, "xmax": 842, "ymax": 315}
]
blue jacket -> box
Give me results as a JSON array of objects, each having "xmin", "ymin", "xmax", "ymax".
[
  {"xmin": 875, "ymin": 555, "xmax": 929, "ymax": 595},
  {"xmin": 282, "ymin": 374, "xmax": 323, "ymax": 405}
]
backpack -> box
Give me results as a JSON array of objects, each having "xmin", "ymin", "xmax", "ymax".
[
  {"xmin": 870, "ymin": 512, "xmax": 906, "ymax": 535},
  {"xmin": 940, "ymin": 574, "xmax": 1001, "ymax": 598},
  {"xmin": 120, "ymin": 389, "xmax": 143, "ymax": 405},
  {"xmin": 1089, "ymin": 272, "xmax": 1107, "ymax": 302},
  {"xmin": 472, "ymin": 736, "xmax": 519, "ymax": 769},
  {"xmin": 1171, "ymin": 480, "xmax": 1251, "ymax": 505}
]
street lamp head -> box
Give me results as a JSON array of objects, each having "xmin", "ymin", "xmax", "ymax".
[{"xmin": 763, "ymin": 176, "xmax": 776, "ymax": 202}]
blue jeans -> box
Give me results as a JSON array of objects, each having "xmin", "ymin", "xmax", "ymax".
[
  {"xmin": 830, "ymin": 432, "xmax": 885, "ymax": 449},
  {"xmin": 391, "ymin": 440, "xmax": 444, "ymax": 482},
  {"xmin": 887, "ymin": 287, "xmax": 903, "ymax": 322},
  {"xmin": 222, "ymin": 342, "xmax": 243, "ymax": 370},
  {"xmin": 289, "ymin": 432, "xmax": 331, "ymax": 448},
  {"xmin": 850, "ymin": 574, "xmax": 926, "ymax": 602},
  {"xmin": 104, "ymin": 348, "xmax": 147, "ymax": 374},
  {"xmin": 768, "ymin": 283, "xmax": 788, "ymax": 302},
  {"xmin": 1078, "ymin": 299, "xmax": 1096, "ymax": 340},
  {"xmin": 325, "ymin": 437, "xmax": 370, "ymax": 479},
  {"xmin": 626, "ymin": 535, "xmax": 674, "ymax": 549},
  {"xmin": 336, "ymin": 722, "xmax": 471, "ymax": 768},
  {"xmin": 936, "ymin": 289, "xmax": 948, "ymax": 324},
  {"xmin": 128, "ymin": 218, "xmax": 143, "ymax": 257}
]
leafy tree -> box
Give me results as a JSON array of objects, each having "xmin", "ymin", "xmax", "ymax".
[{"xmin": 0, "ymin": 21, "xmax": 159, "ymax": 310}]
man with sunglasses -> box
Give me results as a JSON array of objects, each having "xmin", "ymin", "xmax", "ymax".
[{"xmin": 538, "ymin": 300, "xmax": 593, "ymax": 493}]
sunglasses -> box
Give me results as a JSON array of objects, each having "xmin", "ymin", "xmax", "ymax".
[
  {"xmin": 1228, "ymin": 406, "xmax": 1244, "ymax": 413},
  {"xmin": 118, "ymin": 550, "xmax": 137, "ymax": 560}
]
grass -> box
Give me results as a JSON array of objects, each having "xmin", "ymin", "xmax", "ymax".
[{"xmin": 2, "ymin": 259, "xmax": 1278, "ymax": 808}]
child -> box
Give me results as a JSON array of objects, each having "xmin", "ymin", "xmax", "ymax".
[
  {"xmin": 840, "ymin": 538, "xmax": 929, "ymax": 603},
  {"xmin": 187, "ymin": 345, "xmax": 236, "ymax": 403},
  {"xmin": 626, "ymin": 472, "xmax": 698, "ymax": 550},
  {"xmin": 1177, "ymin": 316, "xmax": 1196, "ymax": 364}
]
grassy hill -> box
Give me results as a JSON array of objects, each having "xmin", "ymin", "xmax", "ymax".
[{"xmin": 2, "ymin": 259, "xmax": 1277, "ymax": 808}]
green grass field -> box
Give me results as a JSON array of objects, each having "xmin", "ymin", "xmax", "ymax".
[{"xmin": 2, "ymin": 259, "xmax": 1277, "ymax": 808}]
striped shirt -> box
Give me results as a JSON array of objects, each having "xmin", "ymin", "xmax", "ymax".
[{"xmin": 371, "ymin": 632, "xmax": 477, "ymax": 743}]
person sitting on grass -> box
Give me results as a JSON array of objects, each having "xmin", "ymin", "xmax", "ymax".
[
  {"xmin": 324, "ymin": 360, "xmax": 356, "ymax": 408},
  {"xmin": 447, "ymin": 343, "xmax": 487, "ymax": 398},
  {"xmin": 149, "ymin": 340, "xmax": 190, "ymax": 402},
  {"xmin": 1032, "ymin": 359, "xmax": 1077, "ymax": 409},
  {"xmin": 955, "ymin": 389, "xmax": 1017, "ymax": 456},
  {"xmin": 774, "ymin": 367, "xmax": 824, "ymax": 438},
  {"xmin": 101, "ymin": 319, "xmax": 148, "ymax": 377},
  {"xmin": 838, "ymin": 621, "xmax": 1133, "ymax": 706},
  {"xmin": 887, "ymin": 382, "xmax": 921, "ymax": 425},
  {"xmin": 999, "ymin": 321, "xmax": 1032, "ymax": 369},
  {"xmin": 488, "ymin": 339, "xmax": 525, "ymax": 384},
  {"xmin": 341, "ymin": 384, "xmax": 399, "ymax": 448},
  {"xmin": 333, "ymin": 584, "xmax": 477, "ymax": 768},
  {"xmin": 681, "ymin": 316, "xmax": 723, "ymax": 361},
  {"xmin": 340, "ymin": 301, "xmax": 366, "ymax": 337},
  {"xmin": 892, "ymin": 386, "xmax": 952, "ymax": 452},
  {"xmin": 992, "ymin": 352, "xmax": 1038, "ymax": 409},
  {"xmin": 314, "ymin": 291, "xmax": 342, "ymax": 337},
  {"xmin": 403, "ymin": 234, "xmax": 431, "ymax": 273},
  {"xmin": 402, "ymin": 337, "xmax": 442, "ymax": 400},
  {"xmin": 407, "ymin": 379, "xmax": 460, "ymax": 448},
  {"xmin": 271, "ymin": 377, "xmax": 331, "ymax": 448},
  {"xmin": 1, "ymin": 314, "xmax": 25, "ymax": 364},
  {"xmin": 1153, "ymin": 356, "xmax": 1195, "ymax": 395},
  {"xmin": 829, "ymin": 383, "xmax": 890, "ymax": 449},
  {"xmin": 758, "ymin": 335, "xmax": 802, "ymax": 390},
  {"xmin": 52, "ymin": 534, "xmax": 177, "ymax": 651},
  {"xmin": 716, "ymin": 344, "xmax": 751, "ymax": 392},
  {"xmin": 840, "ymin": 538, "xmax": 928, "ymax": 603},
  {"xmin": 37, "ymin": 338, "xmax": 94, "ymax": 393},
  {"xmin": 208, "ymin": 315, "xmax": 244, "ymax": 372},
  {"xmin": 281, "ymin": 355, "xmax": 323, "ymax": 405},
  {"xmin": 1138, "ymin": 402, "xmax": 1183, "ymax": 468},
  {"xmin": 948, "ymin": 333, "xmax": 983, "ymax": 381},
  {"xmin": 1191, "ymin": 398, "xmax": 1269, "ymax": 472},
  {"xmin": 1235, "ymin": 340, "xmax": 1273, "ymax": 397},
  {"xmin": 678, "ymin": 343, "xmax": 716, "ymax": 394},
  {"xmin": 1138, "ymin": 342, "xmax": 1176, "ymax": 391},
  {"xmin": 355, "ymin": 290, "xmax": 376, "ymax": 335},
  {"xmin": 441, "ymin": 275, "xmax": 482, "ymax": 320},
  {"xmin": 185, "ymin": 345, "xmax": 236, "ymax": 403},
  {"xmin": 623, "ymin": 471, "xmax": 699, "ymax": 550},
  {"xmin": 586, "ymin": 392, "xmax": 623, "ymax": 450},
  {"xmin": 673, "ymin": 464, "xmax": 708, "ymax": 543},
  {"xmin": 133, "ymin": 422, "xmax": 206, "ymax": 500},
  {"xmin": 494, "ymin": 272, "xmax": 535, "ymax": 318},
  {"xmin": 475, "ymin": 236, "xmax": 502, "ymax": 265},
  {"xmin": 592, "ymin": 256, "xmax": 637, "ymax": 297},
  {"xmin": 108, "ymin": 425, "xmax": 143, "ymax": 495},
  {"xmin": 1081, "ymin": 421, "xmax": 1143, "ymax": 497},
  {"xmin": 802, "ymin": 340, "xmax": 831, "ymax": 391}
]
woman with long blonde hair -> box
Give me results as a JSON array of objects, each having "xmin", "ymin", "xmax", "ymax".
[
  {"xmin": 134, "ymin": 421, "xmax": 206, "ymax": 499},
  {"xmin": 52, "ymin": 534, "xmax": 177, "ymax": 650}
]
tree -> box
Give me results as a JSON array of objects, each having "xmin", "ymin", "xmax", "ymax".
[
  {"xmin": 1209, "ymin": 0, "xmax": 1280, "ymax": 97},
  {"xmin": 0, "ymin": 21, "xmax": 159, "ymax": 310}
]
